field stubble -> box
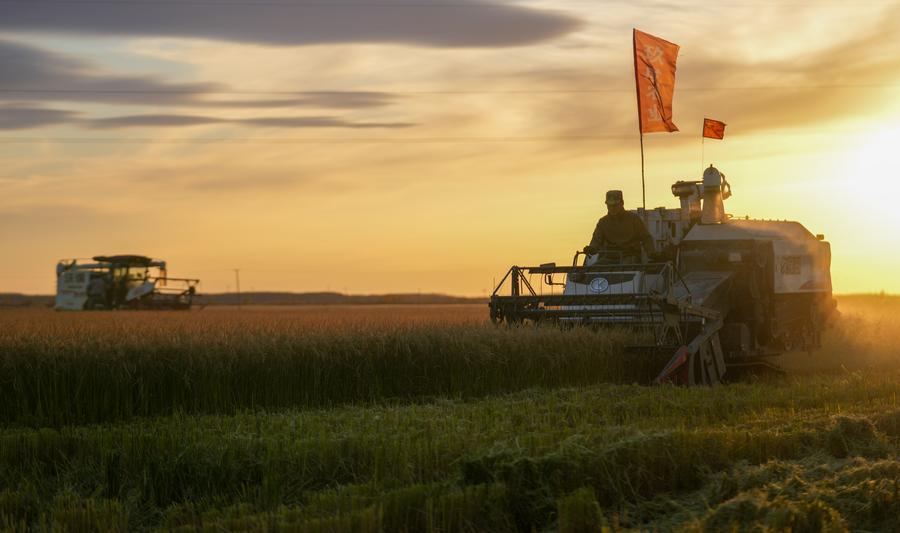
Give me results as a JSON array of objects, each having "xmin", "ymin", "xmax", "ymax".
[{"xmin": 0, "ymin": 296, "xmax": 899, "ymax": 531}]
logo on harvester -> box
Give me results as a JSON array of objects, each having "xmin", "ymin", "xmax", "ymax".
[{"xmin": 589, "ymin": 277, "xmax": 609, "ymax": 293}]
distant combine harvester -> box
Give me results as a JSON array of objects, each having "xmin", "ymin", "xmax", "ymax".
[{"xmin": 55, "ymin": 255, "xmax": 199, "ymax": 311}]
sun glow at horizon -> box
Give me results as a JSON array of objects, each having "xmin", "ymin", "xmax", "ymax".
[{"xmin": 2, "ymin": 2, "xmax": 900, "ymax": 295}]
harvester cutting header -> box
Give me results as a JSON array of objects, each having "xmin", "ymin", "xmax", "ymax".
[
  {"xmin": 489, "ymin": 166, "xmax": 836, "ymax": 385},
  {"xmin": 55, "ymin": 255, "xmax": 199, "ymax": 311}
]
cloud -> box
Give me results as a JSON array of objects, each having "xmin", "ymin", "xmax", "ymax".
[
  {"xmin": 0, "ymin": 105, "xmax": 79, "ymax": 129},
  {"xmin": 217, "ymin": 92, "xmax": 398, "ymax": 109},
  {"xmin": 0, "ymin": 39, "xmax": 399, "ymax": 109},
  {"xmin": 0, "ymin": 106, "xmax": 413, "ymax": 130},
  {"xmin": 82, "ymin": 114, "xmax": 221, "ymax": 129},
  {"xmin": 82, "ymin": 113, "xmax": 413, "ymax": 129},
  {"xmin": 0, "ymin": 39, "xmax": 217, "ymax": 106},
  {"xmin": 0, "ymin": 1, "xmax": 582, "ymax": 48},
  {"xmin": 492, "ymin": 4, "xmax": 900, "ymax": 147},
  {"xmin": 240, "ymin": 116, "xmax": 411, "ymax": 128},
  {"xmin": 676, "ymin": 8, "xmax": 900, "ymax": 135}
]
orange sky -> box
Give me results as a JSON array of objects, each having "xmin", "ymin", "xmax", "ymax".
[{"xmin": 1, "ymin": 1, "xmax": 899, "ymax": 295}]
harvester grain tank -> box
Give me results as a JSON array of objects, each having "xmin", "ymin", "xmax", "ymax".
[
  {"xmin": 55, "ymin": 255, "xmax": 199, "ymax": 310},
  {"xmin": 489, "ymin": 166, "xmax": 836, "ymax": 384}
]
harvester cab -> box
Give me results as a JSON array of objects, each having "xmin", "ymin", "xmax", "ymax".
[
  {"xmin": 55, "ymin": 255, "xmax": 199, "ymax": 311},
  {"xmin": 489, "ymin": 166, "xmax": 836, "ymax": 385}
]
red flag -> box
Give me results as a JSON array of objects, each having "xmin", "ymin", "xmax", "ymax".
[
  {"xmin": 702, "ymin": 118, "xmax": 726, "ymax": 139},
  {"xmin": 633, "ymin": 29, "xmax": 680, "ymax": 133}
]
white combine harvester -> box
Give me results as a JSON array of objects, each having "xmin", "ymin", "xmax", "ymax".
[
  {"xmin": 55, "ymin": 255, "xmax": 199, "ymax": 311},
  {"xmin": 489, "ymin": 166, "xmax": 836, "ymax": 385}
]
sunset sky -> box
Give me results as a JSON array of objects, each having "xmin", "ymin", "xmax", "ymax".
[{"xmin": 1, "ymin": 0, "xmax": 899, "ymax": 296}]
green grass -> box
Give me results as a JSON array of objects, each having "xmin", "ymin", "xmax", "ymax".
[{"xmin": 1, "ymin": 372, "xmax": 900, "ymax": 531}]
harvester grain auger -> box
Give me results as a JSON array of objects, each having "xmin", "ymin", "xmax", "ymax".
[{"xmin": 489, "ymin": 166, "xmax": 837, "ymax": 385}]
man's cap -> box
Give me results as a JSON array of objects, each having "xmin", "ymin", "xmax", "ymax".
[{"xmin": 605, "ymin": 190, "xmax": 624, "ymax": 205}]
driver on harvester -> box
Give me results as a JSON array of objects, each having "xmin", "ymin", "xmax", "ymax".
[{"xmin": 583, "ymin": 190, "xmax": 655, "ymax": 264}]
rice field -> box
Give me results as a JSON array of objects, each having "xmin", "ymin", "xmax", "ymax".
[{"xmin": 1, "ymin": 296, "xmax": 899, "ymax": 531}]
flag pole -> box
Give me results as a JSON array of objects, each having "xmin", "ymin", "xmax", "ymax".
[
  {"xmin": 639, "ymin": 133, "xmax": 646, "ymax": 210},
  {"xmin": 701, "ymin": 132, "xmax": 705, "ymax": 173},
  {"xmin": 632, "ymin": 29, "xmax": 646, "ymax": 211}
]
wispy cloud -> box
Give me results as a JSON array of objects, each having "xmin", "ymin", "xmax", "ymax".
[
  {"xmin": 0, "ymin": 39, "xmax": 399, "ymax": 109},
  {"xmin": 83, "ymin": 113, "xmax": 413, "ymax": 129},
  {"xmin": 0, "ymin": 105, "xmax": 79, "ymax": 129},
  {"xmin": 0, "ymin": 105, "xmax": 414, "ymax": 130},
  {"xmin": 677, "ymin": 5, "xmax": 900, "ymax": 134},
  {"xmin": 0, "ymin": 39, "xmax": 413, "ymax": 129},
  {"xmin": 492, "ymin": 3, "xmax": 900, "ymax": 146},
  {"xmin": 0, "ymin": 1, "xmax": 582, "ymax": 48},
  {"xmin": 0, "ymin": 39, "xmax": 217, "ymax": 105}
]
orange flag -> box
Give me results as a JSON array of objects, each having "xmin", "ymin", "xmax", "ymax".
[
  {"xmin": 633, "ymin": 29, "xmax": 680, "ymax": 133},
  {"xmin": 703, "ymin": 118, "xmax": 726, "ymax": 139}
]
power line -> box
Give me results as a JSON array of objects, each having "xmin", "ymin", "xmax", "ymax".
[
  {"xmin": 0, "ymin": 0, "xmax": 575, "ymax": 6},
  {"xmin": 0, "ymin": 135, "xmax": 634, "ymax": 144},
  {"xmin": 0, "ymin": 88, "xmax": 620, "ymax": 96},
  {"xmin": 0, "ymin": 0, "xmax": 897, "ymax": 4},
  {"xmin": 0, "ymin": 126, "xmax": 880, "ymax": 145},
  {"xmin": 2, "ymin": 83, "xmax": 900, "ymax": 98}
]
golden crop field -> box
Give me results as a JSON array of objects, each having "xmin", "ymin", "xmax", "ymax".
[{"xmin": 1, "ymin": 296, "xmax": 899, "ymax": 531}]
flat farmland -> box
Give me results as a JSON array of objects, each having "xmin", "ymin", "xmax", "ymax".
[{"xmin": 1, "ymin": 297, "xmax": 899, "ymax": 531}]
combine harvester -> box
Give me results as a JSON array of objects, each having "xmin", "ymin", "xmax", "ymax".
[
  {"xmin": 489, "ymin": 166, "xmax": 836, "ymax": 385},
  {"xmin": 55, "ymin": 255, "xmax": 199, "ymax": 310}
]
